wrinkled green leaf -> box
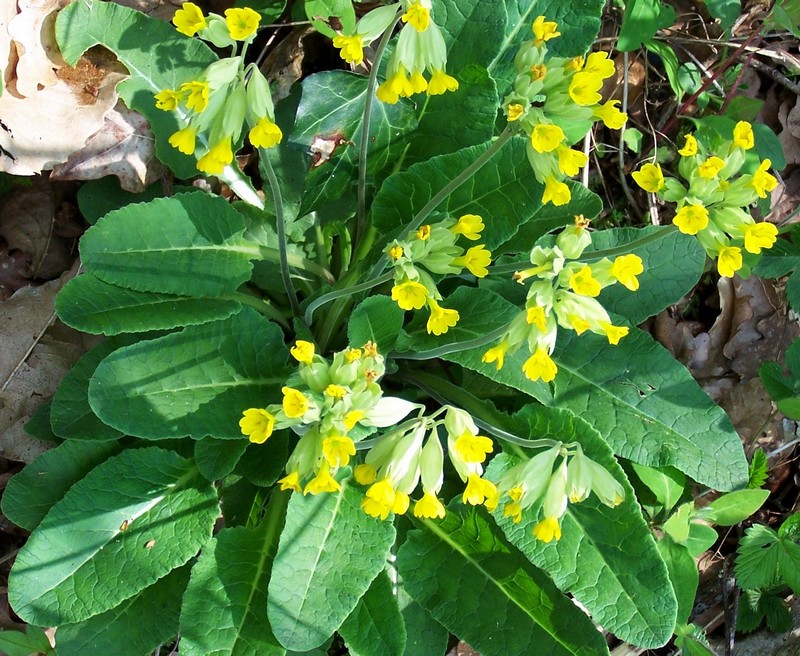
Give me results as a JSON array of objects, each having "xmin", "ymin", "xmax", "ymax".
[
  {"xmin": 631, "ymin": 463, "xmax": 685, "ymax": 514},
  {"xmin": 340, "ymin": 571, "xmax": 406, "ymax": 656},
  {"xmin": 195, "ymin": 438, "xmax": 249, "ymax": 481},
  {"xmin": 657, "ymin": 537, "xmax": 697, "ymax": 626},
  {"xmin": 696, "ymin": 489, "xmax": 769, "ymax": 526},
  {"xmin": 348, "ymin": 296, "xmax": 405, "ymax": 353}
]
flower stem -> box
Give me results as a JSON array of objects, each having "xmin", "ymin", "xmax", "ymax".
[
  {"xmin": 391, "ymin": 323, "xmax": 509, "ymax": 361},
  {"xmin": 224, "ymin": 292, "xmax": 290, "ymax": 329},
  {"xmin": 304, "ymin": 271, "xmax": 393, "ymax": 326},
  {"xmin": 255, "ymin": 245, "xmax": 335, "ymax": 283}
]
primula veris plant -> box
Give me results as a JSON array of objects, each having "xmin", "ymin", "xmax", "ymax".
[{"xmin": 4, "ymin": 1, "xmax": 784, "ymax": 654}]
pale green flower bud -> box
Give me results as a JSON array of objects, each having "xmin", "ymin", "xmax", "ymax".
[
  {"xmin": 203, "ymin": 15, "xmax": 236, "ymax": 48},
  {"xmin": 286, "ymin": 428, "xmax": 322, "ymax": 478},
  {"xmin": 299, "ymin": 361, "xmax": 331, "ymax": 392},
  {"xmin": 722, "ymin": 177, "xmax": 759, "ymax": 207},
  {"xmin": 585, "ymin": 459, "xmax": 625, "ymax": 507},
  {"xmin": 566, "ymin": 446, "xmax": 592, "ymax": 503},
  {"xmin": 366, "ymin": 396, "xmax": 418, "ymax": 427},
  {"xmin": 356, "ymin": 4, "xmax": 400, "ymax": 41},
  {"xmin": 329, "ymin": 352, "xmax": 359, "ymax": 387},
  {"xmin": 555, "ymin": 223, "xmax": 592, "ymax": 259},
  {"xmin": 204, "ymin": 56, "xmax": 242, "ymax": 89},
  {"xmin": 552, "ymin": 290, "xmax": 611, "ymax": 332},
  {"xmin": 518, "ymin": 446, "xmax": 561, "ymax": 509},
  {"xmin": 220, "ymin": 82, "xmax": 247, "ymax": 140},
  {"xmin": 526, "ymin": 280, "xmax": 556, "ymax": 309},
  {"xmin": 542, "ymin": 459, "xmax": 568, "ymax": 519},
  {"xmin": 419, "ymin": 432, "xmax": 444, "ymax": 494},
  {"xmin": 365, "ymin": 427, "xmax": 407, "ymax": 470},
  {"xmin": 710, "ymin": 206, "xmax": 750, "ymax": 235},
  {"xmin": 661, "ymin": 178, "xmax": 687, "ymax": 203},
  {"xmin": 245, "ymin": 65, "xmax": 275, "ymax": 122},
  {"xmin": 443, "ymin": 406, "xmax": 479, "ymax": 440},
  {"xmin": 385, "ymin": 423, "xmax": 426, "ymax": 482}
]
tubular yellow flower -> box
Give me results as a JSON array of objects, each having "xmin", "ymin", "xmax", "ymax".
[
  {"xmin": 751, "ymin": 159, "xmax": 778, "ymax": 198},
  {"xmin": 173, "ymin": 2, "xmax": 206, "ymax": 37},
  {"xmin": 290, "ymin": 340, "xmax": 315, "ymax": 364},
  {"xmin": 354, "ymin": 463, "xmax": 378, "ymax": 485},
  {"xmin": 304, "ymin": 465, "xmax": 341, "ymax": 495},
  {"xmin": 451, "ymin": 214, "xmax": 484, "ymax": 240},
  {"xmin": 282, "ymin": 386, "xmax": 310, "ymax": 418},
  {"xmin": 389, "ymin": 245, "xmax": 404, "ymax": 259},
  {"xmin": 426, "ymin": 299, "xmax": 460, "ymax": 335},
  {"xmin": 344, "ymin": 348, "xmax": 362, "ymax": 362},
  {"xmin": 733, "ymin": 121, "xmax": 755, "ymax": 150},
  {"xmin": 168, "ymin": 126, "xmax": 196, "ymax": 155},
  {"xmin": 531, "ymin": 15, "xmax": 560, "ymax": 46},
  {"xmin": 278, "ymin": 471, "xmax": 302, "ymax": 492},
  {"xmin": 632, "ymin": 162, "xmax": 664, "ymax": 193},
  {"xmin": 743, "ymin": 222, "xmax": 778, "ymax": 254},
  {"xmin": 414, "ymin": 491, "xmax": 446, "ymax": 519},
  {"xmin": 593, "ymin": 99, "xmax": 627, "ymax": 130},
  {"xmin": 322, "ymin": 435, "xmax": 356, "ymax": 467},
  {"xmin": 530, "ymin": 124, "xmax": 565, "ymax": 153},
  {"xmin": 611, "ymin": 254, "xmax": 644, "ymax": 291},
  {"xmin": 507, "ymin": 103, "xmax": 525, "ymax": 121},
  {"xmin": 362, "ymin": 478, "xmax": 397, "ymax": 519},
  {"xmin": 698, "ymin": 156, "xmax": 725, "ymax": 179},
  {"xmin": 180, "ymin": 81, "xmax": 209, "ymax": 113},
  {"xmin": 453, "ymin": 244, "xmax": 491, "ymax": 277},
  {"xmin": 427, "ymin": 69, "xmax": 459, "ymax": 95},
  {"xmin": 568, "ymin": 315, "xmax": 590, "ymax": 334},
  {"xmin": 454, "ymin": 432, "xmax": 494, "ymax": 463},
  {"xmin": 557, "ymin": 146, "xmax": 588, "ymax": 176},
  {"xmin": 324, "ymin": 384, "xmax": 347, "ymax": 399},
  {"xmin": 503, "ymin": 501, "xmax": 523, "ymax": 523},
  {"xmin": 225, "ymin": 7, "xmax": 261, "ymax": 40},
  {"xmin": 376, "ymin": 79, "xmax": 400, "ymax": 104},
  {"xmin": 416, "ymin": 225, "xmax": 431, "ymax": 240},
  {"xmin": 393, "ymin": 492, "xmax": 410, "ymax": 515},
  {"xmin": 527, "ymin": 306, "xmax": 548, "ymax": 332},
  {"xmin": 482, "ymin": 341, "xmax": 508, "ymax": 370},
  {"xmin": 462, "ymin": 473, "xmax": 498, "ymax": 506},
  {"xmin": 533, "ymin": 516, "xmax": 562, "ymax": 542},
  {"xmin": 717, "ymin": 246, "xmax": 743, "ymax": 278},
  {"xmin": 530, "ymin": 63, "xmax": 547, "ymax": 80},
  {"xmin": 391, "ymin": 281, "xmax": 429, "ymax": 310},
  {"xmin": 522, "ymin": 347, "xmax": 558, "ymax": 383},
  {"xmin": 673, "ymin": 204, "xmax": 709, "ymax": 235},
  {"xmin": 599, "ymin": 321, "xmax": 629, "ymax": 345},
  {"xmin": 196, "ymin": 138, "xmax": 233, "ymax": 175},
  {"xmin": 565, "ymin": 56, "xmax": 584, "ymax": 72},
  {"xmin": 249, "ymin": 117, "xmax": 283, "ymax": 149},
  {"xmin": 542, "ymin": 176, "xmax": 571, "ymax": 205},
  {"xmin": 409, "ymin": 71, "xmax": 428, "ymax": 94},
  {"xmin": 678, "ymin": 134, "xmax": 698, "ymax": 157},
  {"xmin": 155, "ymin": 88, "xmax": 182, "ymax": 111},
  {"xmin": 239, "ymin": 408, "xmax": 275, "ymax": 444},
  {"xmin": 344, "ymin": 410, "xmax": 365, "ymax": 431},
  {"xmin": 569, "ymin": 265, "xmax": 601, "ymax": 297},
  {"xmin": 568, "ymin": 71, "xmax": 603, "ymax": 106},
  {"xmin": 333, "ymin": 34, "xmax": 365, "ymax": 65},
  {"xmin": 583, "ymin": 51, "xmax": 616, "ymax": 79},
  {"xmin": 401, "ymin": 2, "xmax": 430, "ymax": 31}
]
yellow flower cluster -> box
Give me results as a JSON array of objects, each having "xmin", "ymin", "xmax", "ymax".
[
  {"xmin": 504, "ymin": 16, "xmax": 627, "ymax": 206},
  {"xmin": 155, "ymin": 3, "xmax": 281, "ymax": 175},
  {"xmin": 482, "ymin": 216, "xmax": 641, "ymax": 383},
  {"xmin": 632, "ymin": 121, "xmax": 779, "ymax": 278},
  {"xmin": 387, "ymin": 214, "xmax": 492, "ymax": 335}
]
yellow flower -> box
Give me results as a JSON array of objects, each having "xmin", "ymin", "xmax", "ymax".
[
  {"xmin": 427, "ymin": 69, "xmax": 459, "ymax": 95},
  {"xmin": 168, "ymin": 126, "xmax": 196, "ymax": 155},
  {"xmin": 376, "ymin": 79, "xmax": 400, "ymax": 104},
  {"xmin": 522, "ymin": 347, "xmax": 558, "ymax": 383},
  {"xmin": 304, "ymin": 465, "xmax": 341, "ymax": 495},
  {"xmin": 362, "ymin": 478, "xmax": 396, "ymax": 519},
  {"xmin": 557, "ymin": 146, "xmax": 588, "ymax": 176},
  {"xmin": 526, "ymin": 306, "xmax": 548, "ymax": 332},
  {"xmin": 531, "ymin": 15, "xmax": 560, "ymax": 46},
  {"xmin": 344, "ymin": 348, "xmax": 362, "ymax": 362},
  {"xmin": 507, "ymin": 103, "xmax": 525, "ymax": 121},
  {"xmin": 416, "ymin": 225, "xmax": 431, "ymax": 240},
  {"xmin": 278, "ymin": 471, "xmax": 302, "ymax": 492},
  {"xmin": 290, "ymin": 340, "xmax": 315, "ymax": 364},
  {"xmin": 673, "ymin": 204, "xmax": 709, "ymax": 235},
  {"xmin": 632, "ymin": 162, "xmax": 664, "ymax": 193},
  {"xmin": 333, "ymin": 34, "xmax": 365, "ymax": 65},
  {"xmin": 354, "ymin": 463, "xmax": 377, "ymax": 485},
  {"xmin": 197, "ymin": 138, "xmax": 233, "ymax": 175},
  {"xmin": 530, "ymin": 64, "xmax": 547, "ymax": 81},
  {"xmin": 180, "ymin": 81, "xmax": 209, "ymax": 113},
  {"xmin": 751, "ymin": 159, "xmax": 778, "ymax": 198},
  {"xmin": 743, "ymin": 222, "xmax": 778, "ymax": 254},
  {"xmin": 391, "ymin": 281, "xmax": 429, "ymax": 310},
  {"xmin": 530, "ymin": 124, "xmax": 565, "ymax": 153},
  {"xmin": 427, "ymin": 299, "xmax": 459, "ymax": 335},
  {"xmin": 282, "ymin": 386, "xmax": 309, "ymax": 418},
  {"xmin": 569, "ymin": 315, "xmax": 590, "ymax": 334},
  {"xmin": 533, "ymin": 516, "xmax": 562, "ymax": 542},
  {"xmin": 462, "ymin": 473, "xmax": 498, "ymax": 506},
  {"xmin": 225, "ymin": 7, "xmax": 261, "ymax": 41},
  {"xmin": 717, "ymin": 246, "xmax": 743, "ymax": 278},
  {"xmin": 733, "ymin": 121, "xmax": 755, "ymax": 150},
  {"xmin": 565, "ymin": 56, "xmax": 584, "ymax": 72},
  {"xmin": 678, "ymin": 134, "xmax": 697, "ymax": 157},
  {"xmin": 249, "ymin": 117, "xmax": 283, "ymax": 149},
  {"xmin": 569, "ymin": 265, "xmax": 601, "ymax": 297},
  {"xmin": 583, "ymin": 51, "xmax": 616, "ymax": 79},
  {"xmin": 593, "ymin": 99, "xmax": 627, "ymax": 130},
  {"xmin": 173, "ymin": 2, "xmax": 206, "ymax": 37},
  {"xmin": 482, "ymin": 341, "xmax": 508, "ymax": 370},
  {"xmin": 401, "ymin": 2, "xmax": 430, "ymax": 31},
  {"xmin": 363, "ymin": 341, "xmax": 379, "ymax": 357},
  {"xmin": 454, "ymin": 432, "xmax": 494, "ymax": 464},
  {"xmin": 542, "ymin": 176, "xmax": 570, "ymax": 205},
  {"xmin": 503, "ymin": 501, "xmax": 523, "ymax": 523},
  {"xmin": 451, "ymin": 214, "xmax": 484, "ymax": 240},
  {"xmin": 322, "ymin": 435, "xmax": 356, "ymax": 467},
  {"xmin": 409, "ymin": 71, "xmax": 428, "ymax": 94},
  {"xmin": 389, "ymin": 245, "xmax": 404, "ymax": 259},
  {"xmin": 155, "ymin": 88, "xmax": 183, "ymax": 111},
  {"xmin": 454, "ymin": 244, "xmax": 491, "ymax": 277},
  {"xmin": 239, "ymin": 408, "xmax": 275, "ymax": 444},
  {"xmin": 611, "ymin": 254, "xmax": 644, "ymax": 291},
  {"xmin": 324, "ymin": 384, "xmax": 347, "ymax": 399},
  {"xmin": 698, "ymin": 156, "xmax": 725, "ymax": 179},
  {"xmin": 393, "ymin": 492, "xmax": 410, "ymax": 515},
  {"xmin": 599, "ymin": 321, "xmax": 629, "ymax": 345},
  {"xmin": 344, "ymin": 410, "xmax": 365, "ymax": 430},
  {"xmin": 414, "ymin": 491, "xmax": 446, "ymax": 519},
  {"xmin": 569, "ymin": 71, "xmax": 603, "ymax": 106}
]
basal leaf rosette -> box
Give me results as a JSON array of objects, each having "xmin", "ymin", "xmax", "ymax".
[
  {"xmin": 503, "ymin": 16, "xmax": 628, "ymax": 206},
  {"xmin": 632, "ymin": 121, "xmax": 779, "ymax": 278},
  {"xmin": 154, "ymin": 3, "xmax": 281, "ymax": 175},
  {"xmin": 482, "ymin": 216, "xmax": 642, "ymax": 383}
]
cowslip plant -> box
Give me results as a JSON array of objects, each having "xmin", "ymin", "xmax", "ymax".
[{"xmin": 2, "ymin": 1, "xmax": 785, "ymax": 655}]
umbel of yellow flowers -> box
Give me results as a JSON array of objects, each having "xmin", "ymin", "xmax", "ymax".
[
  {"xmin": 482, "ymin": 216, "xmax": 642, "ymax": 383},
  {"xmin": 503, "ymin": 16, "xmax": 628, "ymax": 206},
  {"xmin": 154, "ymin": 3, "xmax": 282, "ymax": 175},
  {"xmin": 632, "ymin": 120, "xmax": 779, "ymax": 279}
]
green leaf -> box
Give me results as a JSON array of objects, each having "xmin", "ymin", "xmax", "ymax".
[
  {"xmin": 631, "ymin": 463, "xmax": 685, "ymax": 514},
  {"xmin": 553, "ymin": 327, "xmax": 748, "ymax": 490},
  {"xmin": 23, "ymin": 400, "xmax": 60, "ymax": 443},
  {"xmin": 776, "ymin": 540, "xmax": 800, "ymax": 594},
  {"xmin": 77, "ymin": 178, "xmax": 167, "ymax": 225},
  {"xmin": 0, "ymin": 627, "xmax": 54, "ymax": 656},
  {"xmin": 304, "ymin": 0, "xmax": 355, "ymax": 37},
  {"xmin": 644, "ymin": 40, "xmax": 683, "ymax": 100},
  {"xmin": 348, "ymin": 296, "xmax": 405, "ymax": 353},
  {"xmin": 618, "ymin": 0, "xmax": 677, "ymax": 51},
  {"xmin": 735, "ymin": 523, "xmax": 780, "ymax": 589},
  {"xmin": 340, "ymin": 571, "xmax": 406, "ymax": 656},
  {"xmin": 372, "ymin": 138, "xmax": 545, "ymax": 251},
  {"xmin": 57, "ymin": 274, "xmax": 242, "ymax": 335},
  {"xmin": 752, "ymin": 121, "xmax": 786, "ymax": 171},
  {"xmin": 80, "ymin": 193, "xmax": 258, "ymax": 297},
  {"xmin": 398, "ymin": 599, "xmax": 448, "ymax": 656},
  {"xmin": 2, "ymin": 440, "xmax": 120, "ymax": 532},
  {"xmin": 291, "ymin": 71, "xmax": 417, "ymax": 214},
  {"xmin": 488, "ymin": 407, "xmax": 677, "ymax": 647},
  {"xmin": 762, "ymin": 590, "xmax": 794, "ymax": 632},
  {"xmin": 195, "ymin": 437, "xmax": 249, "ymax": 481},
  {"xmin": 705, "ymin": 0, "xmax": 741, "ymax": 30},
  {"xmin": 432, "ymin": 0, "xmax": 508, "ymax": 71},
  {"xmin": 268, "ymin": 475, "xmax": 396, "ymax": 651},
  {"xmin": 736, "ymin": 589, "xmax": 764, "ymax": 633},
  {"xmin": 684, "ymin": 522, "xmax": 719, "ymax": 557},
  {"xmin": 55, "ymin": 1, "xmax": 216, "ymax": 178},
  {"xmin": 663, "ymin": 502, "xmax": 694, "ymax": 544},
  {"xmin": 9, "ymin": 447, "xmax": 218, "ymax": 625},
  {"xmin": 397, "ymin": 505, "xmax": 610, "ymax": 656},
  {"xmin": 748, "ymin": 448, "xmax": 769, "ymax": 488},
  {"xmin": 696, "ymin": 489, "xmax": 770, "ymax": 526},
  {"xmin": 89, "ymin": 309, "xmax": 289, "ymax": 439},
  {"xmin": 767, "ymin": 0, "xmax": 800, "ymax": 37},
  {"xmin": 55, "ymin": 565, "xmax": 191, "ymax": 656},
  {"xmin": 657, "ymin": 537, "xmax": 698, "ymax": 625},
  {"xmin": 180, "ymin": 495, "xmax": 288, "ymax": 656},
  {"xmin": 236, "ymin": 434, "xmax": 291, "ymax": 487}
]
